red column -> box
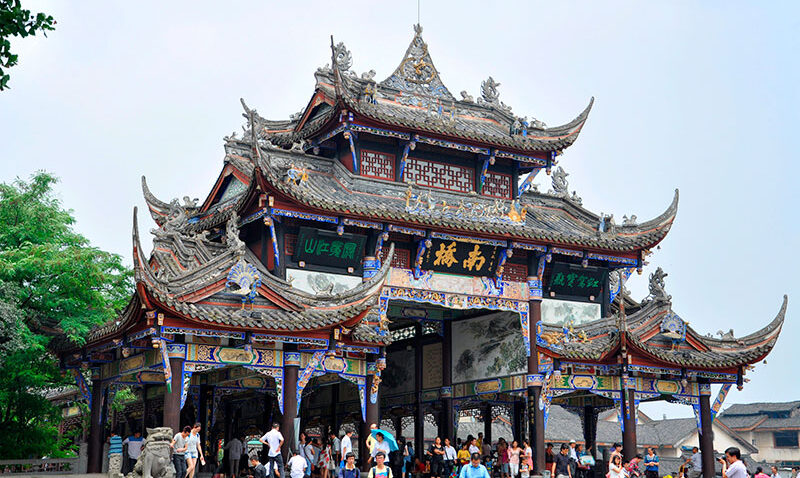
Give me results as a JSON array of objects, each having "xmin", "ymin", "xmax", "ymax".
[
  {"xmin": 621, "ymin": 377, "xmax": 638, "ymax": 462},
  {"xmin": 699, "ymin": 383, "xmax": 715, "ymax": 478},
  {"xmin": 87, "ymin": 370, "xmax": 104, "ymax": 473},
  {"xmin": 162, "ymin": 356, "xmax": 184, "ymax": 434},
  {"xmin": 528, "ymin": 290, "xmax": 545, "ymax": 473},
  {"xmin": 282, "ymin": 348, "xmax": 299, "ymax": 456}
]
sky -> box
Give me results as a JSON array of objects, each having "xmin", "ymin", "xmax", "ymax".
[{"xmin": 1, "ymin": 1, "xmax": 798, "ymax": 419}]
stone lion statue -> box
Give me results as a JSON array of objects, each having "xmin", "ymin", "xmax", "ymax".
[{"xmin": 126, "ymin": 427, "xmax": 175, "ymax": 478}]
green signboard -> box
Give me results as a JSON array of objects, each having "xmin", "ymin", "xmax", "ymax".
[
  {"xmin": 293, "ymin": 227, "xmax": 367, "ymax": 272},
  {"xmin": 546, "ymin": 262, "xmax": 606, "ymax": 299},
  {"xmin": 420, "ymin": 239, "xmax": 500, "ymax": 277}
]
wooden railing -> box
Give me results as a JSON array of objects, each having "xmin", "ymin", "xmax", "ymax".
[{"xmin": 0, "ymin": 458, "xmax": 79, "ymax": 475}]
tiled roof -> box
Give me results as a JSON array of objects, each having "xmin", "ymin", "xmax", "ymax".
[
  {"xmin": 84, "ymin": 208, "xmax": 395, "ymax": 345},
  {"xmin": 264, "ymin": 26, "xmax": 593, "ymax": 155},
  {"xmin": 721, "ymin": 401, "xmax": 800, "ymax": 416},
  {"xmin": 248, "ymin": 144, "xmax": 678, "ymax": 253},
  {"xmin": 537, "ymin": 295, "xmax": 787, "ymax": 370}
]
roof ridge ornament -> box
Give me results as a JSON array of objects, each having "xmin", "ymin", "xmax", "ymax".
[
  {"xmin": 333, "ymin": 41, "xmax": 353, "ymax": 72},
  {"xmin": 547, "ymin": 166, "xmax": 582, "ymax": 205},
  {"xmin": 644, "ymin": 267, "xmax": 671, "ymax": 304},
  {"xmin": 379, "ymin": 24, "xmax": 454, "ymax": 101},
  {"xmin": 479, "ymin": 77, "xmax": 500, "ymax": 104},
  {"xmin": 225, "ymin": 213, "xmax": 246, "ymax": 256}
]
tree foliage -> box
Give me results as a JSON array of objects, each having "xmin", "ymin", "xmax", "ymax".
[
  {"xmin": 0, "ymin": 0, "xmax": 55, "ymax": 90},
  {"xmin": 0, "ymin": 172, "xmax": 132, "ymax": 458}
]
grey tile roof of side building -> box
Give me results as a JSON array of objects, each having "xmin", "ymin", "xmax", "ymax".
[{"xmin": 721, "ymin": 401, "xmax": 800, "ymax": 416}]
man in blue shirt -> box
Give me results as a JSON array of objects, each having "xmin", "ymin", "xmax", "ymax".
[{"xmin": 459, "ymin": 453, "xmax": 490, "ymax": 478}]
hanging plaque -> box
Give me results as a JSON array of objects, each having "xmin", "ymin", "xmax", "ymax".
[
  {"xmin": 420, "ymin": 239, "xmax": 500, "ymax": 277},
  {"xmin": 546, "ymin": 263, "xmax": 607, "ymax": 299},
  {"xmin": 293, "ymin": 227, "xmax": 367, "ymax": 272}
]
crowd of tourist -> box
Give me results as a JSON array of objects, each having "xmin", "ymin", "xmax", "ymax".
[{"xmin": 108, "ymin": 422, "xmax": 794, "ymax": 478}]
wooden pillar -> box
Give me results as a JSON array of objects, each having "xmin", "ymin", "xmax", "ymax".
[
  {"xmin": 483, "ymin": 401, "xmax": 493, "ymax": 446},
  {"xmin": 362, "ymin": 365, "xmax": 380, "ymax": 471},
  {"xmin": 583, "ymin": 406, "xmax": 598, "ymax": 454},
  {"xmin": 527, "ymin": 295, "xmax": 545, "ymax": 473},
  {"xmin": 393, "ymin": 416, "xmax": 403, "ymax": 440},
  {"xmin": 512, "ymin": 400, "xmax": 524, "ymax": 443},
  {"xmin": 440, "ymin": 321, "xmax": 454, "ymax": 441},
  {"xmin": 699, "ymin": 383, "xmax": 715, "ymax": 478},
  {"xmin": 282, "ymin": 348, "xmax": 299, "ymax": 456},
  {"xmin": 87, "ymin": 371, "xmax": 104, "ymax": 473},
  {"xmin": 414, "ymin": 323, "xmax": 424, "ymax": 456},
  {"xmin": 198, "ymin": 385, "xmax": 209, "ymax": 455},
  {"xmin": 329, "ymin": 381, "xmax": 340, "ymax": 437},
  {"xmin": 163, "ymin": 356, "xmax": 184, "ymax": 434},
  {"xmin": 141, "ymin": 385, "xmax": 149, "ymax": 433},
  {"xmin": 621, "ymin": 380, "xmax": 637, "ymax": 462},
  {"xmin": 366, "ymin": 356, "xmax": 380, "ymax": 427}
]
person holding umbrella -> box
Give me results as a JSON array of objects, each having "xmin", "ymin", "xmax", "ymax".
[{"xmin": 369, "ymin": 432, "xmax": 395, "ymax": 465}]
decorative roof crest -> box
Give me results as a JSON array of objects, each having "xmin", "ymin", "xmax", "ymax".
[
  {"xmin": 479, "ymin": 77, "xmax": 500, "ymax": 104},
  {"xmin": 333, "ymin": 41, "xmax": 352, "ymax": 72},
  {"xmin": 645, "ymin": 267, "xmax": 671, "ymax": 304},
  {"xmin": 549, "ymin": 166, "xmax": 583, "ymax": 205},
  {"xmin": 379, "ymin": 24, "xmax": 454, "ymax": 100},
  {"xmin": 226, "ymin": 259, "xmax": 261, "ymax": 309},
  {"xmin": 225, "ymin": 214, "xmax": 246, "ymax": 256},
  {"xmin": 660, "ymin": 312, "xmax": 686, "ymax": 342}
]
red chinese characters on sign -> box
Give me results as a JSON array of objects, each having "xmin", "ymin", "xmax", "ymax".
[
  {"xmin": 360, "ymin": 150, "xmax": 395, "ymax": 180},
  {"xmin": 404, "ymin": 158, "xmax": 474, "ymax": 193},
  {"xmin": 482, "ymin": 171, "xmax": 512, "ymax": 199}
]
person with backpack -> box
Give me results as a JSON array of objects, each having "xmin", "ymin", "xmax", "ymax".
[
  {"xmin": 339, "ymin": 453, "xmax": 359, "ymax": 478},
  {"xmin": 390, "ymin": 438, "xmax": 405, "ymax": 478},
  {"xmin": 369, "ymin": 452, "xmax": 393, "ymax": 478},
  {"xmin": 403, "ymin": 440, "xmax": 415, "ymax": 478}
]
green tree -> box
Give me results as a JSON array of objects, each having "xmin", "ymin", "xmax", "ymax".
[
  {"xmin": 0, "ymin": 172, "xmax": 132, "ymax": 458},
  {"xmin": 0, "ymin": 0, "xmax": 55, "ymax": 90}
]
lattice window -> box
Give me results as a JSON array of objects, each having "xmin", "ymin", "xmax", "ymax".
[
  {"xmin": 284, "ymin": 234, "xmax": 297, "ymax": 256},
  {"xmin": 405, "ymin": 158, "xmax": 474, "ymax": 193},
  {"xmin": 482, "ymin": 171, "xmax": 513, "ymax": 199},
  {"xmin": 361, "ymin": 150, "xmax": 395, "ymax": 180},
  {"xmin": 383, "ymin": 247, "xmax": 410, "ymax": 269},
  {"xmin": 504, "ymin": 263, "xmax": 528, "ymax": 282},
  {"xmin": 392, "ymin": 325, "xmax": 417, "ymax": 341}
]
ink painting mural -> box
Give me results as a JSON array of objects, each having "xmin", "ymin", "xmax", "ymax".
[
  {"xmin": 541, "ymin": 298, "xmax": 601, "ymax": 327},
  {"xmin": 452, "ymin": 311, "xmax": 526, "ymax": 383}
]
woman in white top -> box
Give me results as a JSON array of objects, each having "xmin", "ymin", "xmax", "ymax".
[
  {"xmin": 608, "ymin": 454, "xmax": 626, "ymax": 478},
  {"xmin": 185, "ymin": 423, "xmax": 205, "ymax": 478}
]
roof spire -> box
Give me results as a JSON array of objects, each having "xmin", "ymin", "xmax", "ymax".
[{"xmin": 379, "ymin": 24, "xmax": 454, "ymax": 100}]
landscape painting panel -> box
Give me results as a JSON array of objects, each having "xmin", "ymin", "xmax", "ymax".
[
  {"xmin": 383, "ymin": 348, "xmax": 414, "ymax": 395},
  {"xmin": 452, "ymin": 311, "xmax": 526, "ymax": 383},
  {"xmin": 541, "ymin": 299, "xmax": 601, "ymax": 327}
]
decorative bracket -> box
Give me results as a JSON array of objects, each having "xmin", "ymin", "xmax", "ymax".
[
  {"xmin": 413, "ymin": 237, "xmax": 432, "ymax": 280},
  {"xmin": 342, "ymin": 126, "xmax": 359, "ymax": 173},
  {"xmin": 711, "ymin": 383, "xmax": 732, "ymax": 422},
  {"xmin": 493, "ymin": 247, "xmax": 513, "ymax": 286},
  {"xmin": 398, "ymin": 136, "xmax": 418, "ymax": 182},
  {"xmin": 478, "ymin": 151, "xmax": 496, "ymax": 194},
  {"xmin": 517, "ymin": 168, "xmax": 541, "ymax": 196},
  {"xmin": 264, "ymin": 214, "xmax": 280, "ymax": 268}
]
